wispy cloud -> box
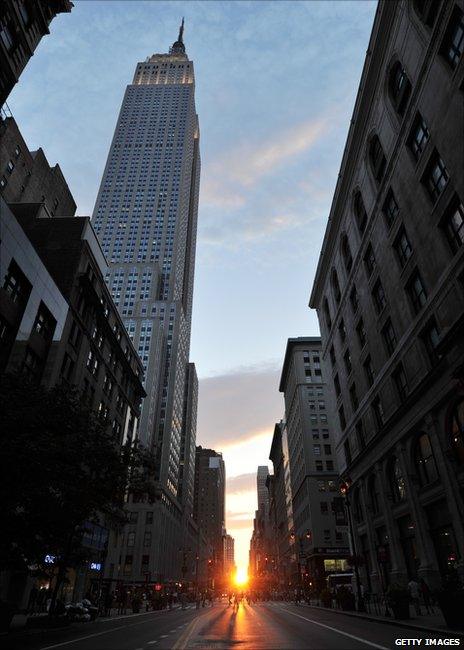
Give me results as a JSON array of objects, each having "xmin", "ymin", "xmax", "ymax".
[{"xmin": 227, "ymin": 473, "xmax": 256, "ymax": 495}]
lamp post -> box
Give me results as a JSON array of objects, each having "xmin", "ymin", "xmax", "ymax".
[{"xmin": 340, "ymin": 481, "xmax": 365, "ymax": 612}]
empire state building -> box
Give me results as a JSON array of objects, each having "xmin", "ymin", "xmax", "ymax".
[{"xmin": 92, "ymin": 21, "xmax": 200, "ymax": 580}]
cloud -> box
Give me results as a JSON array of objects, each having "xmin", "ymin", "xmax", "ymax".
[{"xmin": 227, "ymin": 473, "xmax": 256, "ymax": 495}]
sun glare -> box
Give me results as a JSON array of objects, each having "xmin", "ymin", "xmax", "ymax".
[{"xmin": 234, "ymin": 568, "xmax": 248, "ymax": 587}]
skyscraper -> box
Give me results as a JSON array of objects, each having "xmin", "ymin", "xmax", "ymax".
[{"xmin": 92, "ymin": 21, "xmax": 201, "ymax": 582}]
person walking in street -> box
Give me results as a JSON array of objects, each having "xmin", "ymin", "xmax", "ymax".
[
  {"xmin": 180, "ymin": 591, "xmax": 187, "ymax": 610},
  {"xmin": 408, "ymin": 578, "xmax": 421, "ymax": 616}
]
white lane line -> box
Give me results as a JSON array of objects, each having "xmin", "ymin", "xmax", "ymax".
[
  {"xmin": 147, "ymin": 643, "xmax": 158, "ymax": 646},
  {"xmin": 275, "ymin": 606, "xmax": 389, "ymax": 650},
  {"xmin": 160, "ymin": 634, "xmax": 168, "ymax": 638}
]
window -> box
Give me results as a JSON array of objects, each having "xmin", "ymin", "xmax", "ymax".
[
  {"xmin": 60, "ymin": 353, "xmax": 74, "ymax": 381},
  {"xmin": 413, "ymin": 0, "xmax": 438, "ymax": 27},
  {"xmin": 313, "ymin": 444, "xmax": 321, "ymax": 455},
  {"xmin": 339, "ymin": 404, "xmax": 346, "ymax": 430},
  {"xmin": 330, "ymin": 345, "xmax": 336, "ymax": 366},
  {"xmin": 3, "ymin": 260, "xmax": 31, "ymax": 305},
  {"xmin": 326, "ymin": 460, "xmax": 334, "ymax": 471},
  {"xmin": 440, "ymin": 6, "xmax": 464, "ymax": 69},
  {"xmin": 316, "ymin": 461, "xmax": 323, "ymax": 472},
  {"xmin": 129, "ymin": 512, "xmax": 138, "ymax": 523},
  {"xmin": 323, "ymin": 298, "xmax": 332, "ymax": 329},
  {"xmin": 382, "ymin": 188, "xmax": 399, "ymax": 229},
  {"xmin": 350, "ymin": 383, "xmax": 359, "ymax": 411},
  {"xmin": 33, "ymin": 303, "xmax": 56, "ymax": 341},
  {"xmin": 123, "ymin": 555, "xmax": 133, "ymax": 575},
  {"xmin": 331, "ymin": 269, "xmax": 341, "ymax": 304},
  {"xmin": 68, "ymin": 321, "xmax": 81, "ymax": 349},
  {"xmin": 350, "ymin": 286, "xmax": 359, "ymax": 313},
  {"xmin": 354, "ymin": 190, "xmax": 368, "ymax": 233},
  {"xmin": 441, "ymin": 197, "xmax": 464, "ymax": 253},
  {"xmin": 356, "ymin": 421, "xmax": 366, "ymax": 450},
  {"xmin": 143, "ymin": 531, "xmax": 152, "ymax": 547},
  {"xmin": 382, "ymin": 318, "xmax": 397, "ymax": 356},
  {"xmin": 394, "ymin": 226, "xmax": 413, "ymax": 267},
  {"xmin": 0, "ymin": 23, "xmax": 14, "ymax": 51},
  {"xmin": 407, "ymin": 270, "xmax": 427, "ymax": 314},
  {"xmin": 363, "ymin": 355, "xmax": 374, "ymax": 387},
  {"xmin": 86, "ymin": 350, "xmax": 99, "ymax": 376},
  {"xmin": 320, "ymin": 414, "xmax": 328, "ymax": 424},
  {"xmin": 344, "ymin": 439, "xmax": 352, "ymax": 465},
  {"xmin": 372, "ymin": 279, "xmax": 387, "ymax": 313},
  {"xmin": 324, "ymin": 444, "xmax": 332, "ymax": 455},
  {"xmin": 320, "ymin": 501, "xmax": 329, "ymax": 514},
  {"xmin": 423, "ymin": 152, "xmax": 449, "ymax": 202},
  {"xmin": 414, "ymin": 433, "xmax": 439, "ymax": 486},
  {"xmin": 421, "ymin": 318, "xmax": 441, "ymax": 362},
  {"xmin": 127, "ymin": 532, "xmax": 135, "ymax": 547},
  {"xmin": 369, "ymin": 134, "xmax": 387, "ymax": 182},
  {"xmin": 368, "ymin": 475, "xmax": 380, "ymax": 514},
  {"xmin": 388, "ymin": 61, "xmax": 411, "ymax": 115},
  {"xmin": 372, "ymin": 395, "xmax": 385, "ymax": 428},
  {"xmin": 22, "ymin": 347, "xmax": 41, "ymax": 381},
  {"xmin": 7, "ymin": 160, "xmax": 14, "ymax": 174},
  {"xmin": 364, "ymin": 243, "xmax": 376, "ymax": 277},
  {"xmin": 389, "ymin": 457, "xmax": 406, "ymax": 502},
  {"xmin": 343, "ymin": 349, "xmax": 352, "ymax": 375},
  {"xmin": 356, "ymin": 318, "xmax": 367, "ymax": 348},
  {"xmin": 334, "ymin": 373, "xmax": 341, "ymax": 397},
  {"xmin": 0, "ymin": 176, "xmax": 6, "ymax": 189},
  {"xmin": 341, "ymin": 234, "xmax": 353, "ymax": 272},
  {"xmin": 338, "ymin": 319, "xmax": 346, "ymax": 343},
  {"xmin": 408, "ymin": 113, "xmax": 430, "ymax": 160},
  {"xmin": 393, "ymin": 363, "xmax": 409, "ymax": 402}
]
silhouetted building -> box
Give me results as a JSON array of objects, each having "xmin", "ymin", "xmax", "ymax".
[
  {"xmin": 0, "ymin": 0, "xmax": 73, "ymax": 106},
  {"xmin": 309, "ymin": 0, "xmax": 464, "ymax": 591}
]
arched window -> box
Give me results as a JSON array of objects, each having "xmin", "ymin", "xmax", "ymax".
[
  {"xmin": 368, "ymin": 475, "xmax": 380, "ymax": 514},
  {"xmin": 369, "ymin": 135, "xmax": 387, "ymax": 182},
  {"xmin": 341, "ymin": 234, "xmax": 353, "ymax": 272},
  {"xmin": 331, "ymin": 268, "xmax": 341, "ymax": 305},
  {"xmin": 450, "ymin": 399, "xmax": 464, "ymax": 464},
  {"xmin": 353, "ymin": 487, "xmax": 363, "ymax": 523},
  {"xmin": 388, "ymin": 62, "xmax": 411, "ymax": 115},
  {"xmin": 414, "ymin": 433, "xmax": 439, "ymax": 486},
  {"xmin": 389, "ymin": 456, "xmax": 406, "ymax": 502},
  {"xmin": 353, "ymin": 190, "xmax": 368, "ymax": 233},
  {"xmin": 323, "ymin": 297, "xmax": 332, "ymax": 330}
]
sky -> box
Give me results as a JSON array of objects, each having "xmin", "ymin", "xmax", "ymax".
[{"xmin": 7, "ymin": 0, "xmax": 378, "ymax": 574}]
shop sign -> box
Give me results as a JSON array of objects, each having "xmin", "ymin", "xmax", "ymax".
[{"xmin": 90, "ymin": 562, "xmax": 102, "ymax": 571}]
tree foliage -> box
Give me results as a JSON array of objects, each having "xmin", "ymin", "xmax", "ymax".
[{"xmin": 0, "ymin": 372, "xmax": 154, "ymax": 574}]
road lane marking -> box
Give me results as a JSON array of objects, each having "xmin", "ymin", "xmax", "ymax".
[
  {"xmin": 160, "ymin": 634, "xmax": 168, "ymax": 637},
  {"xmin": 275, "ymin": 606, "xmax": 389, "ymax": 650},
  {"xmin": 147, "ymin": 642, "xmax": 158, "ymax": 646}
]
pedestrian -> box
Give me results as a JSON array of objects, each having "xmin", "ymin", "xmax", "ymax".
[
  {"xmin": 180, "ymin": 591, "xmax": 187, "ymax": 610},
  {"xmin": 419, "ymin": 578, "xmax": 433, "ymax": 614},
  {"xmin": 408, "ymin": 578, "xmax": 421, "ymax": 616}
]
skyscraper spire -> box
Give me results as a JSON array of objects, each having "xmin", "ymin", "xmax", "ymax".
[{"xmin": 171, "ymin": 17, "xmax": 185, "ymax": 54}]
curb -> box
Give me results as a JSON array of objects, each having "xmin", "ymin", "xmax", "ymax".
[{"xmin": 303, "ymin": 604, "xmax": 464, "ymax": 638}]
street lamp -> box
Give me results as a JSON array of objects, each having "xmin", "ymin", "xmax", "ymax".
[{"xmin": 340, "ymin": 481, "xmax": 366, "ymax": 612}]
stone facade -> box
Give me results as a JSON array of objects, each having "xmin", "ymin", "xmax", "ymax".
[{"xmin": 309, "ymin": 0, "xmax": 464, "ymax": 592}]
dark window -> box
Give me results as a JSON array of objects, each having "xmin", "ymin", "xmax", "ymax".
[
  {"xmin": 350, "ymin": 382, "xmax": 359, "ymax": 410},
  {"xmin": 330, "ymin": 345, "xmax": 336, "ymax": 366},
  {"xmin": 372, "ymin": 395, "xmax": 385, "ymax": 428},
  {"xmin": 382, "ymin": 318, "xmax": 397, "ymax": 356},
  {"xmin": 341, "ymin": 234, "xmax": 353, "ymax": 272},
  {"xmin": 334, "ymin": 373, "xmax": 341, "ymax": 397},
  {"xmin": 354, "ymin": 191, "xmax": 368, "ymax": 233},
  {"xmin": 323, "ymin": 298, "xmax": 332, "ymax": 330},
  {"xmin": 413, "ymin": 0, "xmax": 439, "ymax": 27},
  {"xmin": 369, "ymin": 475, "xmax": 380, "ymax": 514},
  {"xmin": 393, "ymin": 363, "xmax": 409, "ymax": 402},
  {"xmin": 407, "ymin": 270, "xmax": 427, "ymax": 314},
  {"xmin": 349, "ymin": 286, "xmax": 359, "ymax": 313},
  {"xmin": 33, "ymin": 303, "xmax": 56, "ymax": 342},
  {"xmin": 414, "ymin": 433, "xmax": 439, "ymax": 486},
  {"xmin": 331, "ymin": 269, "xmax": 341, "ymax": 304},
  {"xmin": 316, "ymin": 460, "xmax": 323, "ymax": 472},
  {"xmin": 22, "ymin": 347, "xmax": 41, "ymax": 381},
  {"xmin": 363, "ymin": 355, "xmax": 374, "ymax": 387},
  {"xmin": 129, "ymin": 512, "xmax": 138, "ymax": 523},
  {"xmin": 3, "ymin": 260, "xmax": 31, "ymax": 305},
  {"xmin": 441, "ymin": 196, "xmax": 464, "ymax": 253},
  {"xmin": 339, "ymin": 404, "xmax": 346, "ymax": 430},
  {"xmin": 356, "ymin": 421, "xmax": 366, "ymax": 450},
  {"xmin": 324, "ymin": 444, "xmax": 332, "ymax": 455},
  {"xmin": 372, "ymin": 279, "xmax": 387, "ymax": 313},
  {"xmin": 338, "ymin": 318, "xmax": 346, "ymax": 343},
  {"xmin": 364, "ymin": 243, "xmax": 376, "ymax": 277},
  {"xmin": 421, "ymin": 318, "xmax": 441, "ymax": 362},
  {"xmin": 344, "ymin": 439, "xmax": 352, "ymax": 465},
  {"xmin": 423, "ymin": 152, "xmax": 449, "ymax": 202},
  {"xmin": 383, "ymin": 188, "xmax": 399, "ymax": 229},
  {"xmin": 356, "ymin": 318, "xmax": 367, "ymax": 348},
  {"xmin": 146, "ymin": 511, "xmax": 154, "ymax": 524},
  {"xmin": 408, "ymin": 113, "xmax": 430, "ymax": 160},
  {"xmin": 60, "ymin": 353, "xmax": 74, "ymax": 381},
  {"xmin": 68, "ymin": 321, "xmax": 81, "ymax": 349},
  {"xmin": 389, "ymin": 457, "xmax": 407, "ymax": 502},
  {"xmin": 353, "ymin": 488, "xmax": 363, "ymax": 522},
  {"xmin": 343, "ymin": 348, "xmax": 352, "ymax": 375},
  {"xmin": 320, "ymin": 501, "xmax": 329, "ymax": 514},
  {"xmin": 440, "ymin": 6, "xmax": 464, "ymax": 69},
  {"xmin": 0, "ymin": 176, "xmax": 7, "ymax": 189},
  {"xmin": 394, "ymin": 226, "xmax": 413, "ymax": 267},
  {"xmin": 326, "ymin": 460, "xmax": 334, "ymax": 471},
  {"xmin": 388, "ymin": 62, "xmax": 411, "ymax": 115},
  {"xmin": 0, "ymin": 24, "xmax": 15, "ymax": 51},
  {"xmin": 369, "ymin": 135, "xmax": 387, "ymax": 182}
]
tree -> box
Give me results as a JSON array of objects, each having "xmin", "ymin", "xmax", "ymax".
[{"xmin": 0, "ymin": 372, "xmax": 154, "ymax": 606}]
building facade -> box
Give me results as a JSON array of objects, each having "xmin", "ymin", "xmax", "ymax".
[
  {"xmin": 223, "ymin": 533, "xmax": 235, "ymax": 580},
  {"xmin": 309, "ymin": 0, "xmax": 464, "ymax": 592},
  {"xmin": 0, "ymin": 0, "xmax": 73, "ymax": 106},
  {"xmin": 279, "ymin": 337, "xmax": 349, "ymax": 590},
  {"xmin": 92, "ymin": 22, "xmax": 201, "ymax": 583}
]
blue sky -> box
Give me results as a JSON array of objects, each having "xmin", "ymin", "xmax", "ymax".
[{"xmin": 7, "ymin": 0, "xmax": 377, "ymax": 571}]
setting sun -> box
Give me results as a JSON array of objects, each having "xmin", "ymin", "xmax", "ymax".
[{"xmin": 234, "ymin": 568, "xmax": 248, "ymax": 587}]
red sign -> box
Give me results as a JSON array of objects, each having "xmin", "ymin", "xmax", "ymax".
[{"xmin": 154, "ymin": 583, "xmax": 162, "ymax": 591}]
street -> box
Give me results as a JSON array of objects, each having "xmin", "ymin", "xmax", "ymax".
[{"xmin": 5, "ymin": 602, "xmax": 461, "ymax": 650}]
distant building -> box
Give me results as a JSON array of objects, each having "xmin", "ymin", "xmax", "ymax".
[
  {"xmin": 1, "ymin": 115, "xmax": 76, "ymax": 217},
  {"xmin": 309, "ymin": 0, "xmax": 464, "ymax": 591},
  {"xmin": 0, "ymin": 0, "xmax": 73, "ymax": 106},
  {"xmin": 279, "ymin": 337, "xmax": 349, "ymax": 590},
  {"xmin": 223, "ymin": 533, "xmax": 235, "ymax": 578},
  {"xmin": 193, "ymin": 446, "xmax": 225, "ymax": 574}
]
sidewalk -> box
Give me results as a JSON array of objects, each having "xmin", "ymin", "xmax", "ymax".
[{"xmin": 303, "ymin": 601, "xmax": 464, "ymax": 637}]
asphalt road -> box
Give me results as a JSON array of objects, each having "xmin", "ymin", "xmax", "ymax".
[{"xmin": 4, "ymin": 602, "xmax": 461, "ymax": 650}]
